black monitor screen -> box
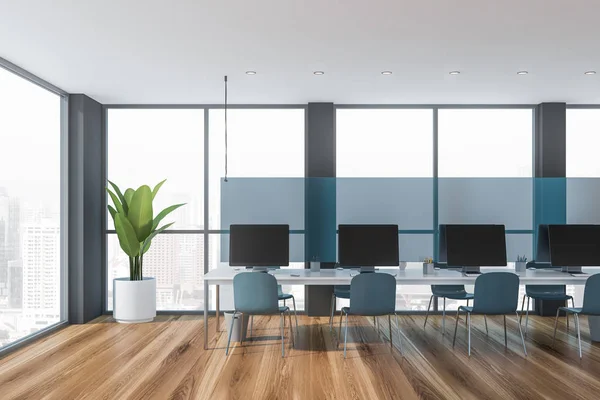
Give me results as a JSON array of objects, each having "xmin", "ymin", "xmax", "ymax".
[
  {"xmin": 338, "ymin": 224, "xmax": 399, "ymax": 267},
  {"xmin": 445, "ymin": 225, "xmax": 507, "ymax": 267},
  {"xmin": 229, "ymin": 224, "xmax": 289, "ymax": 267},
  {"xmin": 536, "ymin": 224, "xmax": 551, "ymax": 263},
  {"xmin": 548, "ymin": 225, "xmax": 600, "ymax": 267}
]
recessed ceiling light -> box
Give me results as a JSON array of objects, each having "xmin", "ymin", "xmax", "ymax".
[
  {"xmin": 449, "ymin": 71, "xmax": 460, "ymax": 75},
  {"xmin": 313, "ymin": 71, "xmax": 325, "ymax": 75},
  {"xmin": 585, "ymin": 71, "xmax": 597, "ymax": 75},
  {"xmin": 381, "ymin": 71, "xmax": 393, "ymax": 75},
  {"xmin": 245, "ymin": 71, "xmax": 257, "ymax": 75},
  {"xmin": 517, "ymin": 71, "xmax": 528, "ymax": 75}
]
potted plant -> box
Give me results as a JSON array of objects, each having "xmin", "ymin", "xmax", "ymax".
[{"xmin": 106, "ymin": 180, "xmax": 184, "ymax": 323}]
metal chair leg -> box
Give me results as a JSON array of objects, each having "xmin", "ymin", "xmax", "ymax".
[
  {"xmin": 552, "ymin": 307, "xmax": 561, "ymax": 348},
  {"xmin": 575, "ymin": 313, "xmax": 582, "ymax": 359},
  {"xmin": 424, "ymin": 295, "xmax": 434, "ymax": 329},
  {"xmin": 484, "ymin": 315, "xmax": 489, "ymax": 335},
  {"xmin": 240, "ymin": 313, "xmax": 244, "ymax": 346},
  {"xmin": 503, "ymin": 315, "xmax": 507, "ymax": 346},
  {"xmin": 338, "ymin": 309, "xmax": 343, "ymax": 344},
  {"xmin": 388, "ymin": 315, "xmax": 393, "ymax": 349},
  {"xmin": 280, "ymin": 312, "xmax": 285, "ymax": 358},
  {"xmin": 329, "ymin": 293, "xmax": 335, "ymax": 329},
  {"xmin": 291, "ymin": 296, "xmax": 299, "ymax": 333},
  {"xmin": 467, "ymin": 312, "xmax": 471, "ymax": 356},
  {"xmin": 519, "ymin": 294, "xmax": 526, "ymax": 325},
  {"xmin": 525, "ymin": 297, "xmax": 530, "ymax": 334},
  {"xmin": 442, "ymin": 297, "xmax": 446, "ymax": 334},
  {"xmin": 452, "ymin": 309, "xmax": 460, "ymax": 347},
  {"xmin": 374, "ymin": 316, "xmax": 377, "ymax": 331},
  {"xmin": 226, "ymin": 311, "xmax": 237, "ymax": 356},
  {"xmin": 250, "ymin": 315, "xmax": 253, "ymax": 338},
  {"xmin": 343, "ymin": 311, "xmax": 349, "ymax": 358},
  {"xmin": 288, "ymin": 310, "xmax": 295, "ymax": 348},
  {"xmin": 394, "ymin": 313, "xmax": 403, "ymax": 355},
  {"xmin": 515, "ymin": 312, "xmax": 527, "ymax": 356}
]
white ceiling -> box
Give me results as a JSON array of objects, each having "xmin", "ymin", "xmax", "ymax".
[{"xmin": 1, "ymin": 0, "xmax": 600, "ymax": 104}]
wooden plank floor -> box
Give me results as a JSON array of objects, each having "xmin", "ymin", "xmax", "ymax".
[{"xmin": 1, "ymin": 313, "xmax": 600, "ymax": 399}]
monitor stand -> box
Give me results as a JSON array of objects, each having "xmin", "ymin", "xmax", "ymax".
[
  {"xmin": 462, "ymin": 266, "xmax": 481, "ymax": 274},
  {"xmin": 561, "ymin": 266, "xmax": 584, "ymax": 274},
  {"xmin": 246, "ymin": 266, "xmax": 269, "ymax": 272},
  {"xmin": 360, "ymin": 266, "xmax": 376, "ymax": 273}
]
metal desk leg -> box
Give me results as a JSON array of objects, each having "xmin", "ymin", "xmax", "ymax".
[
  {"xmin": 216, "ymin": 285, "xmax": 220, "ymax": 332},
  {"xmin": 204, "ymin": 280, "xmax": 209, "ymax": 350}
]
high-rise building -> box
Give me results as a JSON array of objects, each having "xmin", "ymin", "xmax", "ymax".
[
  {"xmin": 8, "ymin": 259, "xmax": 22, "ymax": 309},
  {"xmin": 22, "ymin": 222, "xmax": 60, "ymax": 314}
]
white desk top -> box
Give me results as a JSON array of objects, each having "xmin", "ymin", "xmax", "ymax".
[{"xmin": 204, "ymin": 267, "xmax": 600, "ymax": 286}]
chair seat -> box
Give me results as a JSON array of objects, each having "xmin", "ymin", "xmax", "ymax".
[
  {"xmin": 242, "ymin": 306, "xmax": 289, "ymax": 315},
  {"xmin": 458, "ymin": 306, "xmax": 474, "ymax": 313},
  {"xmin": 559, "ymin": 307, "xmax": 583, "ymax": 314},
  {"xmin": 278, "ymin": 293, "xmax": 294, "ymax": 300},
  {"xmin": 437, "ymin": 292, "xmax": 474, "ymax": 300},
  {"xmin": 529, "ymin": 293, "xmax": 573, "ymax": 301}
]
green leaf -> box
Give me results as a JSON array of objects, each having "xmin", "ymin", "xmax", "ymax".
[
  {"xmin": 106, "ymin": 188, "xmax": 124, "ymax": 215},
  {"xmin": 152, "ymin": 179, "xmax": 167, "ymax": 200},
  {"xmin": 128, "ymin": 185, "xmax": 153, "ymax": 242},
  {"xmin": 124, "ymin": 188, "xmax": 135, "ymax": 207},
  {"xmin": 107, "ymin": 205, "xmax": 117, "ymax": 223},
  {"xmin": 152, "ymin": 203, "xmax": 185, "ymax": 231},
  {"xmin": 141, "ymin": 222, "xmax": 174, "ymax": 254},
  {"xmin": 114, "ymin": 213, "xmax": 141, "ymax": 258},
  {"xmin": 108, "ymin": 180, "xmax": 129, "ymax": 215}
]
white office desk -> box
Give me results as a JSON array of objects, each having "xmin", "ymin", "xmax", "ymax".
[{"xmin": 202, "ymin": 267, "xmax": 600, "ymax": 349}]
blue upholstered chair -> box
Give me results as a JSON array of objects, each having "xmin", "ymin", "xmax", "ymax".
[
  {"xmin": 339, "ymin": 273, "xmax": 402, "ymax": 358},
  {"xmin": 520, "ymin": 285, "xmax": 574, "ymax": 334},
  {"xmin": 424, "ymin": 285, "xmax": 488, "ymax": 335},
  {"xmin": 452, "ymin": 272, "xmax": 527, "ymax": 356},
  {"xmin": 226, "ymin": 272, "xmax": 294, "ymax": 358},
  {"xmin": 552, "ymin": 274, "xmax": 600, "ymax": 359}
]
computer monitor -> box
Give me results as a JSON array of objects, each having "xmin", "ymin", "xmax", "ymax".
[
  {"xmin": 338, "ymin": 224, "xmax": 399, "ymax": 271},
  {"xmin": 229, "ymin": 224, "xmax": 289, "ymax": 268},
  {"xmin": 445, "ymin": 224, "xmax": 507, "ymax": 271},
  {"xmin": 548, "ymin": 224, "xmax": 600, "ymax": 272},
  {"xmin": 536, "ymin": 224, "xmax": 551, "ymax": 263}
]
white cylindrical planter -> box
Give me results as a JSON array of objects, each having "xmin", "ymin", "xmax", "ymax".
[{"xmin": 113, "ymin": 277, "xmax": 156, "ymax": 323}]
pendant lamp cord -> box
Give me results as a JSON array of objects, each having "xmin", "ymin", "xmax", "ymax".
[{"xmin": 224, "ymin": 75, "xmax": 228, "ymax": 182}]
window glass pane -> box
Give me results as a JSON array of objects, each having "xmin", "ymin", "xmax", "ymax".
[
  {"xmin": 208, "ymin": 109, "xmax": 305, "ymax": 230},
  {"xmin": 0, "ymin": 67, "xmax": 62, "ymax": 348},
  {"xmin": 336, "ymin": 109, "xmax": 433, "ymax": 177},
  {"xmin": 106, "ymin": 109, "xmax": 204, "ymax": 311},
  {"xmin": 107, "ymin": 109, "xmax": 204, "ymax": 229},
  {"xmin": 107, "ymin": 233, "xmax": 204, "ymax": 311},
  {"xmin": 438, "ymin": 109, "xmax": 533, "ymax": 178},
  {"xmin": 566, "ymin": 109, "xmax": 600, "ymax": 177}
]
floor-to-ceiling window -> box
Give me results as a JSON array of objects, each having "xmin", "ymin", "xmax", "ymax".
[
  {"xmin": 0, "ymin": 65, "xmax": 66, "ymax": 350},
  {"xmin": 208, "ymin": 108, "xmax": 305, "ymax": 310},
  {"xmin": 438, "ymin": 108, "xmax": 534, "ymax": 310},
  {"xmin": 336, "ymin": 108, "xmax": 434, "ymax": 310},
  {"xmin": 565, "ymin": 108, "xmax": 600, "ymax": 305},
  {"xmin": 106, "ymin": 109, "xmax": 204, "ymax": 310}
]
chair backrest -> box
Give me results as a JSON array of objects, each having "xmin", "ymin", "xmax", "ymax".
[
  {"xmin": 472, "ymin": 272, "xmax": 519, "ymax": 315},
  {"xmin": 581, "ymin": 274, "xmax": 600, "ymax": 315},
  {"xmin": 349, "ymin": 273, "xmax": 396, "ymax": 316},
  {"xmin": 233, "ymin": 272, "xmax": 279, "ymax": 314}
]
